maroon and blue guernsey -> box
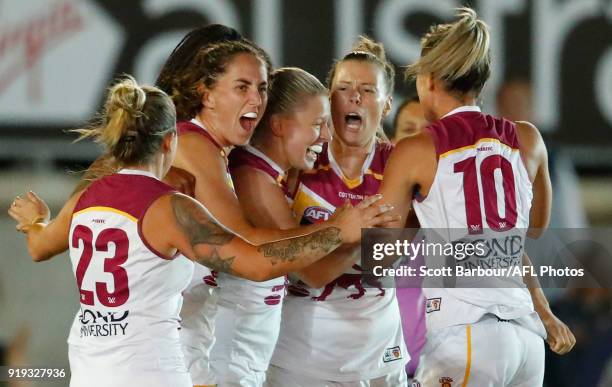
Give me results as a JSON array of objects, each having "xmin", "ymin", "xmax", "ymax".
[
  {"xmin": 271, "ymin": 140, "xmax": 410, "ymax": 382},
  {"xmin": 228, "ymin": 145, "xmax": 291, "ymax": 200}
]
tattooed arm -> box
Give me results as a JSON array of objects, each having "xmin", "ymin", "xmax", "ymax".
[{"xmin": 144, "ymin": 193, "xmax": 343, "ymax": 281}]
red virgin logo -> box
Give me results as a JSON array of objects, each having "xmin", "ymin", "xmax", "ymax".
[{"xmin": 0, "ymin": 1, "xmax": 83, "ymax": 100}]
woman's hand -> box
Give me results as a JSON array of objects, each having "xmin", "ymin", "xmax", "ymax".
[
  {"xmin": 8, "ymin": 191, "xmax": 50, "ymax": 232},
  {"xmin": 329, "ymin": 194, "xmax": 398, "ymax": 243}
]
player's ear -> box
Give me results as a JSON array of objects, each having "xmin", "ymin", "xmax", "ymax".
[
  {"xmin": 428, "ymin": 73, "xmax": 438, "ymax": 92},
  {"xmin": 199, "ymin": 83, "xmax": 215, "ymax": 110},
  {"xmin": 161, "ymin": 131, "xmax": 175, "ymax": 153}
]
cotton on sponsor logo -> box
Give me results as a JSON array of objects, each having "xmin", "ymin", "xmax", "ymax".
[
  {"xmin": 303, "ymin": 206, "xmax": 332, "ymax": 223},
  {"xmin": 0, "ymin": 1, "xmax": 83, "ymax": 100},
  {"xmin": 338, "ymin": 191, "xmax": 364, "ymax": 201}
]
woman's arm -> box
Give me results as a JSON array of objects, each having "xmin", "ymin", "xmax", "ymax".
[
  {"xmin": 231, "ymin": 165, "xmax": 361, "ymax": 288},
  {"xmin": 173, "ymin": 134, "xmax": 323, "ymax": 243},
  {"xmin": 145, "ymin": 193, "xmax": 346, "ymax": 282},
  {"xmin": 515, "ymin": 121, "xmax": 552, "ymax": 236},
  {"xmin": 295, "ymin": 243, "xmax": 360, "ymax": 288},
  {"xmin": 378, "ymin": 132, "xmax": 437, "ymax": 227},
  {"xmin": 231, "ymin": 166, "xmax": 298, "ymax": 229},
  {"xmin": 522, "ymin": 253, "xmax": 576, "ymax": 354},
  {"xmin": 516, "ymin": 122, "xmax": 575, "ymax": 354},
  {"xmin": 173, "ymin": 134, "xmax": 392, "ymax": 244},
  {"xmin": 8, "ymin": 191, "xmax": 82, "ymax": 262}
]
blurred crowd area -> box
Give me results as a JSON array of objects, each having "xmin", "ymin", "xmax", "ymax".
[{"xmin": 1, "ymin": 1, "xmax": 612, "ymax": 386}]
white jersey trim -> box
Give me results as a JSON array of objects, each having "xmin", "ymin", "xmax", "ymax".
[
  {"xmin": 441, "ymin": 105, "xmax": 481, "ymax": 119},
  {"xmin": 117, "ymin": 168, "xmax": 159, "ymax": 180},
  {"xmin": 189, "ymin": 117, "xmax": 213, "ymax": 135}
]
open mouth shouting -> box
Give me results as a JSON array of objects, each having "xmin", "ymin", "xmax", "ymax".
[
  {"xmin": 240, "ymin": 111, "xmax": 259, "ymax": 132},
  {"xmin": 345, "ymin": 112, "xmax": 363, "ymax": 131}
]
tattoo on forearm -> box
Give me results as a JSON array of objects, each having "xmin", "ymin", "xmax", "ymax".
[
  {"xmin": 171, "ymin": 195, "xmax": 237, "ymax": 272},
  {"xmin": 171, "ymin": 195, "xmax": 234, "ymax": 246},
  {"xmin": 200, "ymin": 249, "xmax": 236, "ymax": 274},
  {"xmin": 257, "ymin": 227, "xmax": 342, "ymax": 265}
]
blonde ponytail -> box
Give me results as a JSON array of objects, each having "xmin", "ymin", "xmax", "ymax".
[
  {"xmin": 101, "ymin": 77, "xmax": 147, "ymax": 149},
  {"xmin": 406, "ymin": 7, "xmax": 491, "ymax": 95},
  {"xmin": 73, "ymin": 75, "xmax": 176, "ymax": 167}
]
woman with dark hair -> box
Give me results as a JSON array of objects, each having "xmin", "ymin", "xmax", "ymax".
[
  {"xmin": 212, "ymin": 66, "xmax": 336, "ymax": 386},
  {"xmin": 169, "ymin": 36, "xmax": 395, "ymax": 386},
  {"xmin": 155, "ymin": 24, "xmax": 244, "ymax": 94},
  {"xmin": 8, "ymin": 76, "xmax": 374, "ymax": 387},
  {"xmin": 15, "ymin": 25, "xmax": 394, "ymax": 387}
]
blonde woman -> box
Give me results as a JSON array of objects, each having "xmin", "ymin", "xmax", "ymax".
[
  {"xmin": 268, "ymin": 38, "xmax": 409, "ymax": 387},
  {"xmin": 210, "ymin": 67, "xmax": 362, "ymax": 386},
  {"xmin": 379, "ymin": 8, "xmax": 575, "ymax": 386},
  {"xmin": 163, "ymin": 39, "xmax": 397, "ymax": 387},
  {"xmin": 8, "ymin": 77, "xmax": 380, "ymax": 387}
]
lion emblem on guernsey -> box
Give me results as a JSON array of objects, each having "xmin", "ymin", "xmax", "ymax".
[{"xmin": 311, "ymin": 265, "xmax": 385, "ymax": 301}]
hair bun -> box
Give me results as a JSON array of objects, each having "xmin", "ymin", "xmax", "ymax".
[
  {"xmin": 107, "ymin": 75, "xmax": 147, "ymax": 117},
  {"xmin": 351, "ymin": 35, "xmax": 387, "ymax": 62},
  {"xmin": 404, "ymin": 7, "xmax": 491, "ymax": 96}
]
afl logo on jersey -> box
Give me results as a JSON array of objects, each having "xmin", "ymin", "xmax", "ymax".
[
  {"xmin": 382, "ymin": 346, "xmax": 402, "ymax": 363},
  {"xmin": 426, "ymin": 297, "xmax": 442, "ymax": 313},
  {"xmin": 303, "ymin": 206, "xmax": 332, "ymax": 223}
]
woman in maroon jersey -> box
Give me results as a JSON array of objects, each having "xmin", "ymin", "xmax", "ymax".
[
  {"xmin": 8, "ymin": 76, "xmax": 391, "ymax": 387},
  {"xmin": 268, "ymin": 36, "xmax": 410, "ymax": 387},
  {"xmin": 164, "ymin": 33, "xmax": 397, "ymax": 385},
  {"xmin": 216, "ymin": 66, "xmax": 375, "ymax": 386},
  {"xmin": 59, "ymin": 24, "xmax": 396, "ymax": 387},
  {"xmin": 378, "ymin": 7, "xmax": 575, "ymax": 386}
]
